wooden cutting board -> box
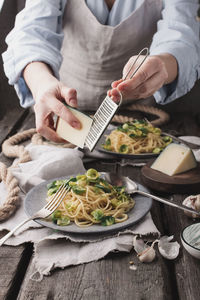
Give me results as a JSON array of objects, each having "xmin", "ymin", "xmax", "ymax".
[{"xmin": 141, "ymin": 161, "xmax": 200, "ymax": 194}]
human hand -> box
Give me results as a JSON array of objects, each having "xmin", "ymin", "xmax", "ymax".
[
  {"xmin": 108, "ymin": 53, "xmax": 178, "ymax": 102},
  {"xmin": 23, "ymin": 62, "xmax": 81, "ymax": 142}
]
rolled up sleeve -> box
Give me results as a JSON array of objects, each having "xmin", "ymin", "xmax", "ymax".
[
  {"xmin": 2, "ymin": 0, "xmax": 66, "ymax": 108},
  {"xmin": 150, "ymin": 0, "xmax": 200, "ymax": 105}
]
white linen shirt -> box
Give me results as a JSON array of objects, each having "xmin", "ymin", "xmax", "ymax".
[{"xmin": 2, "ymin": 0, "xmax": 200, "ymax": 108}]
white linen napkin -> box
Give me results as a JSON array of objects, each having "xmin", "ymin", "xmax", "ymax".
[
  {"xmin": 0, "ymin": 143, "xmax": 159, "ymax": 281},
  {"xmin": 180, "ymin": 136, "xmax": 200, "ymax": 161}
]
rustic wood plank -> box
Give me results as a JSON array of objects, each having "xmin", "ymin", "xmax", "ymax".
[
  {"xmin": 0, "ymin": 171, "xmax": 27, "ymax": 300},
  {"xmin": 17, "ymin": 250, "xmax": 175, "ymax": 300},
  {"xmin": 0, "ymin": 4, "xmax": 199, "ymax": 298},
  {"xmin": 0, "ymin": 111, "xmax": 35, "ymax": 299},
  {"xmin": 0, "ymin": 244, "xmax": 32, "ymax": 300},
  {"xmin": 17, "ymin": 162, "xmax": 174, "ymax": 300},
  {"xmin": 2, "ymin": 110, "xmax": 200, "ymax": 300},
  {"xmin": 0, "ymin": 0, "xmax": 27, "ymax": 145},
  {"xmin": 160, "ymin": 201, "xmax": 200, "ymax": 300},
  {"xmin": 107, "ymin": 111, "xmax": 200, "ymax": 300},
  {"xmin": 147, "ymin": 114, "xmax": 200, "ymax": 300},
  {"xmin": 12, "ymin": 113, "xmax": 179, "ymax": 299}
]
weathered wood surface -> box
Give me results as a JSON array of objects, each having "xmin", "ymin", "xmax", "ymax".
[
  {"xmin": 1, "ymin": 1, "xmax": 200, "ymax": 299},
  {"xmin": 0, "ymin": 111, "xmax": 199, "ymax": 300},
  {"xmin": 17, "ymin": 164, "xmax": 173, "ymax": 300},
  {"xmin": 0, "ymin": 0, "xmax": 27, "ymax": 146},
  {"xmin": 0, "ymin": 111, "xmax": 34, "ymax": 300}
]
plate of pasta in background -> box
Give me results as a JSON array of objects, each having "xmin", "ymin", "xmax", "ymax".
[
  {"xmin": 96, "ymin": 119, "xmax": 173, "ymax": 158},
  {"xmin": 24, "ymin": 169, "xmax": 152, "ymax": 234}
]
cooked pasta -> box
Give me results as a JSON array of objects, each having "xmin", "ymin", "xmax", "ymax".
[
  {"xmin": 47, "ymin": 169, "xmax": 135, "ymax": 227},
  {"xmin": 102, "ymin": 119, "xmax": 172, "ymax": 154}
]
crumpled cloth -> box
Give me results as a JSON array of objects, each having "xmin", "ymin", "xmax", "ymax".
[
  {"xmin": 180, "ymin": 136, "xmax": 200, "ymax": 161},
  {"xmin": 0, "ymin": 143, "xmax": 160, "ymax": 280}
]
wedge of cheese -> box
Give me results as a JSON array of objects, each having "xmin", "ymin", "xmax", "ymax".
[
  {"xmin": 56, "ymin": 107, "xmax": 93, "ymax": 148},
  {"xmin": 151, "ymin": 143, "xmax": 197, "ymax": 176}
]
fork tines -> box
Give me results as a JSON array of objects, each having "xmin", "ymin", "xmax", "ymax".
[{"xmin": 46, "ymin": 184, "xmax": 69, "ymax": 211}]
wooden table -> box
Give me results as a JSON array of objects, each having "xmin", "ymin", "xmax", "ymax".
[
  {"xmin": 0, "ymin": 104, "xmax": 200, "ymax": 300},
  {"xmin": 1, "ymin": 1, "xmax": 200, "ymax": 298}
]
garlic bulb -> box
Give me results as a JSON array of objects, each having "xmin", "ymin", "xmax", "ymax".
[
  {"xmin": 138, "ymin": 246, "xmax": 156, "ymax": 263},
  {"xmin": 183, "ymin": 194, "xmax": 200, "ymax": 218}
]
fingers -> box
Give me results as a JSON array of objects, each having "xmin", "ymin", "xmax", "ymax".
[
  {"xmin": 129, "ymin": 70, "xmax": 167, "ymax": 99},
  {"xmin": 107, "ymin": 88, "xmax": 122, "ymax": 103},
  {"xmin": 47, "ymin": 97, "xmax": 81, "ymax": 129},
  {"xmin": 34, "ymin": 110, "xmax": 66, "ymax": 143},
  {"xmin": 111, "ymin": 79, "xmax": 123, "ymax": 88},
  {"xmin": 37, "ymin": 124, "xmax": 66, "ymax": 143},
  {"xmin": 110, "ymin": 71, "xmax": 167, "ymax": 101},
  {"xmin": 34, "ymin": 95, "xmax": 82, "ymax": 142},
  {"xmin": 118, "ymin": 56, "xmax": 163, "ymax": 92},
  {"xmin": 109, "ymin": 55, "xmax": 168, "ymax": 101},
  {"xmin": 33, "ymin": 77, "xmax": 81, "ymax": 142},
  {"xmin": 107, "ymin": 79, "xmax": 123, "ymax": 101},
  {"xmin": 60, "ymin": 86, "xmax": 78, "ymax": 108}
]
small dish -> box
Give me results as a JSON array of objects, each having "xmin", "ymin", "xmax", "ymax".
[{"xmin": 180, "ymin": 223, "xmax": 200, "ymax": 259}]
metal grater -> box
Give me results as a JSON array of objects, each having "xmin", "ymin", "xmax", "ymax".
[
  {"xmin": 84, "ymin": 47, "xmax": 149, "ymax": 152},
  {"xmin": 84, "ymin": 95, "xmax": 122, "ymax": 151}
]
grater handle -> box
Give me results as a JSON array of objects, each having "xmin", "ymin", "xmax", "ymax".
[{"xmin": 123, "ymin": 47, "xmax": 149, "ymax": 81}]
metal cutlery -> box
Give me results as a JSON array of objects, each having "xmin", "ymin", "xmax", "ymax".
[
  {"xmin": 104, "ymin": 173, "xmax": 200, "ymax": 217},
  {"xmin": 0, "ymin": 184, "xmax": 69, "ymax": 246}
]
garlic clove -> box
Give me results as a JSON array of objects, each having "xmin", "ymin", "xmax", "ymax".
[
  {"xmin": 133, "ymin": 236, "xmax": 157, "ymax": 263},
  {"xmin": 182, "ymin": 195, "xmax": 200, "ymax": 218},
  {"xmin": 158, "ymin": 235, "xmax": 180, "ymax": 260},
  {"xmin": 138, "ymin": 246, "xmax": 156, "ymax": 263}
]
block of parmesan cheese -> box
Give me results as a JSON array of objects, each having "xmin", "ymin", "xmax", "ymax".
[
  {"xmin": 151, "ymin": 143, "xmax": 197, "ymax": 176},
  {"xmin": 56, "ymin": 107, "xmax": 93, "ymax": 148}
]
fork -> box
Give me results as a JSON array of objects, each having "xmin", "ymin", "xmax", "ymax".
[
  {"xmin": 0, "ymin": 184, "xmax": 70, "ymax": 246},
  {"xmin": 162, "ymin": 132, "xmax": 200, "ymax": 150}
]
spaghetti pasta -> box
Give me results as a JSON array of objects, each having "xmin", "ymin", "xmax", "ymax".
[
  {"xmin": 47, "ymin": 169, "xmax": 135, "ymax": 227},
  {"xmin": 102, "ymin": 119, "xmax": 172, "ymax": 154}
]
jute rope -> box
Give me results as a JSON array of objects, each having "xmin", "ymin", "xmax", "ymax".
[
  {"xmin": 0, "ymin": 162, "xmax": 20, "ymax": 221},
  {"xmin": 112, "ymin": 104, "xmax": 170, "ymax": 126},
  {"xmin": 0, "ymin": 128, "xmax": 36, "ymax": 221},
  {"xmin": 31, "ymin": 133, "xmax": 75, "ymax": 148},
  {"xmin": 2, "ymin": 128, "xmax": 36, "ymax": 167},
  {"xmin": 0, "ymin": 105, "xmax": 170, "ymax": 221}
]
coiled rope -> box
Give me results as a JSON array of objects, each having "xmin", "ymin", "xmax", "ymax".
[{"xmin": 0, "ymin": 128, "xmax": 36, "ymax": 221}]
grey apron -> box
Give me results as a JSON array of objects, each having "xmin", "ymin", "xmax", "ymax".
[{"xmin": 60, "ymin": 0, "xmax": 162, "ymax": 110}]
